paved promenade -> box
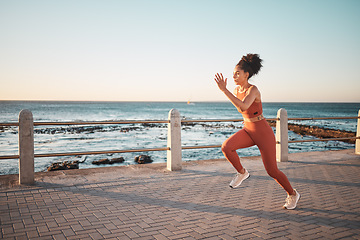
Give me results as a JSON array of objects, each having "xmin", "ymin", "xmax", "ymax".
[{"xmin": 1, "ymin": 149, "xmax": 360, "ymax": 239}]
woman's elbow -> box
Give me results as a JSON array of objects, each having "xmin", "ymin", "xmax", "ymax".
[
  {"xmin": 236, "ymin": 107, "xmax": 243, "ymax": 112},
  {"xmin": 237, "ymin": 105, "xmax": 248, "ymax": 112}
]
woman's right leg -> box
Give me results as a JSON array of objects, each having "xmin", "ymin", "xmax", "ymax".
[{"xmin": 221, "ymin": 129, "xmax": 255, "ymax": 173}]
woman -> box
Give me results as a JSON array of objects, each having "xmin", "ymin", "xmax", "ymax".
[{"xmin": 214, "ymin": 54, "xmax": 300, "ymax": 210}]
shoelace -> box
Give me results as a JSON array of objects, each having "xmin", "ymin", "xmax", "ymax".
[{"xmin": 285, "ymin": 195, "xmax": 293, "ymax": 205}]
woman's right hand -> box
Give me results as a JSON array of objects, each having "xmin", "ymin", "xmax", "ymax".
[{"xmin": 214, "ymin": 73, "xmax": 228, "ymax": 92}]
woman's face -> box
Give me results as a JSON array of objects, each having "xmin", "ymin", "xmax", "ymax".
[{"xmin": 233, "ymin": 66, "xmax": 249, "ymax": 85}]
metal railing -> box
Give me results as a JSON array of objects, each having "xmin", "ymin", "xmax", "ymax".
[
  {"xmin": 0, "ymin": 108, "xmax": 359, "ymax": 184},
  {"xmin": 0, "ymin": 117, "xmax": 280, "ymax": 160},
  {"xmin": 0, "ymin": 119, "xmax": 171, "ymax": 160},
  {"xmin": 0, "ymin": 113, "xmax": 359, "ymax": 158},
  {"xmin": 275, "ymin": 109, "xmax": 360, "ymax": 161}
]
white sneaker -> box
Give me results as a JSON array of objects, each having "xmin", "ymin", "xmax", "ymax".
[
  {"xmin": 283, "ymin": 189, "xmax": 301, "ymax": 210},
  {"xmin": 229, "ymin": 169, "xmax": 250, "ymax": 188}
]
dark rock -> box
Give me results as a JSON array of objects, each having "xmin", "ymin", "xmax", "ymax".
[
  {"xmin": 92, "ymin": 157, "xmax": 125, "ymax": 165},
  {"xmin": 47, "ymin": 162, "xmax": 65, "ymax": 171},
  {"xmin": 47, "ymin": 160, "xmax": 79, "ymax": 171},
  {"xmin": 134, "ymin": 155, "xmax": 153, "ymax": 164},
  {"xmin": 111, "ymin": 157, "xmax": 125, "ymax": 163},
  {"xmin": 92, "ymin": 158, "xmax": 111, "ymax": 165},
  {"xmin": 64, "ymin": 160, "xmax": 79, "ymax": 169}
]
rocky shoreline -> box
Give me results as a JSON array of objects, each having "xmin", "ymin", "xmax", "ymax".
[
  {"xmin": 268, "ymin": 121, "xmax": 356, "ymax": 144},
  {"xmin": 47, "ymin": 155, "xmax": 154, "ymax": 171},
  {"xmin": 3, "ymin": 119, "xmax": 356, "ymax": 146},
  {"xmin": 6, "ymin": 119, "xmax": 351, "ymax": 145}
]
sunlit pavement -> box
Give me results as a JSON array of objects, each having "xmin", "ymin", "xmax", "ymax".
[{"xmin": 1, "ymin": 149, "xmax": 359, "ymax": 239}]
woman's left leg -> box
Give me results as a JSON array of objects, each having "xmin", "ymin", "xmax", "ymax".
[
  {"xmin": 259, "ymin": 140, "xmax": 294, "ymax": 195},
  {"xmin": 248, "ymin": 121, "xmax": 295, "ymax": 195}
]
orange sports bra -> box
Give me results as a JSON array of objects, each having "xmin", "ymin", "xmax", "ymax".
[{"xmin": 235, "ymin": 86, "xmax": 263, "ymax": 119}]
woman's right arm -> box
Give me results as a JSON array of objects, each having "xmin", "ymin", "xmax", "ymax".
[{"xmin": 214, "ymin": 73, "xmax": 259, "ymax": 112}]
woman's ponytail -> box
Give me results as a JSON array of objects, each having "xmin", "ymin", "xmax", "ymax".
[{"xmin": 237, "ymin": 54, "xmax": 263, "ymax": 79}]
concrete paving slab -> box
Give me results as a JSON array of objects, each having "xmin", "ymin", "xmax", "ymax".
[{"xmin": 1, "ymin": 149, "xmax": 360, "ymax": 239}]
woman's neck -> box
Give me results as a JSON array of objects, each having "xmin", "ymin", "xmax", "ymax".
[{"xmin": 238, "ymin": 82, "xmax": 251, "ymax": 92}]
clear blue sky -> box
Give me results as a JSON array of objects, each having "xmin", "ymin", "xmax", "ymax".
[{"xmin": 1, "ymin": 0, "xmax": 359, "ymax": 102}]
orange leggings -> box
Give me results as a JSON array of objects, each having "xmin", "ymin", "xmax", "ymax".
[{"xmin": 221, "ymin": 119, "xmax": 294, "ymax": 195}]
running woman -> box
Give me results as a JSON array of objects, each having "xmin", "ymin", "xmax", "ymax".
[{"xmin": 214, "ymin": 54, "xmax": 300, "ymax": 210}]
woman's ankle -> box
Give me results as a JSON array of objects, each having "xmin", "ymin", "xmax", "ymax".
[{"xmin": 289, "ymin": 189, "xmax": 296, "ymax": 196}]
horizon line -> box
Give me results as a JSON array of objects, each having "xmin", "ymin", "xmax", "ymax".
[{"xmin": 1, "ymin": 100, "xmax": 359, "ymax": 104}]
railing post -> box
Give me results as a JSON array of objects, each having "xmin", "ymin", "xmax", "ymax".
[
  {"xmin": 19, "ymin": 109, "xmax": 34, "ymax": 184},
  {"xmin": 167, "ymin": 109, "xmax": 182, "ymax": 171},
  {"xmin": 356, "ymin": 110, "xmax": 360, "ymax": 155},
  {"xmin": 276, "ymin": 108, "xmax": 288, "ymax": 162}
]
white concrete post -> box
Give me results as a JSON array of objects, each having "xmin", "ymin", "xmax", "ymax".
[
  {"xmin": 276, "ymin": 108, "xmax": 288, "ymax": 162},
  {"xmin": 167, "ymin": 109, "xmax": 182, "ymax": 171},
  {"xmin": 356, "ymin": 110, "xmax": 360, "ymax": 155},
  {"xmin": 19, "ymin": 109, "xmax": 34, "ymax": 184}
]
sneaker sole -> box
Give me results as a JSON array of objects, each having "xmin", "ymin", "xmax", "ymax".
[
  {"xmin": 229, "ymin": 174, "xmax": 250, "ymax": 188},
  {"xmin": 283, "ymin": 193, "xmax": 301, "ymax": 210}
]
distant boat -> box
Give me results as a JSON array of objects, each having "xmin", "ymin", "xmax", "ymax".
[{"xmin": 187, "ymin": 100, "xmax": 195, "ymax": 105}]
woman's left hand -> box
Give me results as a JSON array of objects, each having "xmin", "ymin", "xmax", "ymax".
[{"xmin": 214, "ymin": 73, "xmax": 228, "ymax": 92}]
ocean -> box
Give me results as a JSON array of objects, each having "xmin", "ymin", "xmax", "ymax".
[{"xmin": 0, "ymin": 101, "xmax": 359, "ymax": 175}]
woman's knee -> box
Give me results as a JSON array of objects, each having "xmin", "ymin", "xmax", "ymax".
[
  {"xmin": 221, "ymin": 141, "xmax": 232, "ymax": 153},
  {"xmin": 265, "ymin": 167, "xmax": 281, "ymax": 179}
]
